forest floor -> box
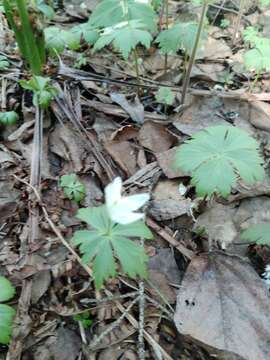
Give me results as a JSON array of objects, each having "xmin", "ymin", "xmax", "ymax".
[{"xmin": 1, "ymin": 0, "xmax": 270, "ymax": 359}]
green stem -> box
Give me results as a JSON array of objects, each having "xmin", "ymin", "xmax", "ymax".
[
  {"xmin": 15, "ymin": 0, "xmax": 43, "ymax": 75},
  {"xmin": 164, "ymin": 0, "xmax": 169, "ymax": 75},
  {"xmin": 180, "ymin": 0, "xmax": 208, "ymax": 105}
]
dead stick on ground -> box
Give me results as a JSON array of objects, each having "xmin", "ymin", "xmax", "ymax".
[
  {"xmin": 13, "ymin": 175, "xmax": 174, "ymax": 360},
  {"xmin": 146, "ymin": 217, "xmax": 195, "ymax": 260}
]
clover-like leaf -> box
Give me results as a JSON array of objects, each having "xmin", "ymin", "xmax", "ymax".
[
  {"xmin": 72, "ymin": 206, "xmax": 152, "ymax": 288},
  {"xmin": 93, "ymin": 20, "xmax": 152, "ymax": 59},
  {"xmin": 241, "ymin": 224, "xmax": 270, "ymax": 246},
  {"xmin": 0, "ymin": 277, "xmax": 16, "ymax": 344},
  {"xmin": 60, "ymin": 174, "xmax": 86, "ymax": 203},
  {"xmin": 155, "ymin": 86, "xmax": 175, "ymax": 105},
  {"xmin": 0, "ymin": 111, "xmax": 19, "ymax": 126},
  {"xmin": 175, "ymin": 125, "xmax": 265, "ymax": 198}
]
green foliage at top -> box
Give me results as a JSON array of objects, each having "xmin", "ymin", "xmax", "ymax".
[
  {"xmin": 174, "ymin": 125, "xmax": 265, "ymax": 198},
  {"xmin": 60, "ymin": 174, "xmax": 86, "ymax": 203},
  {"xmin": 93, "ymin": 20, "xmax": 152, "ymax": 59},
  {"xmin": 20, "ymin": 76, "xmax": 57, "ymax": 108},
  {"xmin": 241, "ymin": 224, "xmax": 270, "ymax": 245},
  {"xmin": 71, "ymin": 206, "xmax": 153, "ymax": 288},
  {"xmin": 155, "ymin": 86, "xmax": 175, "ymax": 105},
  {"xmin": 156, "ymin": 21, "xmax": 207, "ymax": 55},
  {"xmin": 260, "ymin": 0, "xmax": 270, "ymax": 6},
  {"xmin": 0, "ymin": 276, "xmax": 16, "ymax": 344},
  {"xmin": 243, "ymin": 27, "xmax": 270, "ymax": 72},
  {"xmin": 0, "ymin": 111, "xmax": 19, "ymax": 126},
  {"xmin": 89, "ymin": 0, "xmax": 157, "ymax": 32}
]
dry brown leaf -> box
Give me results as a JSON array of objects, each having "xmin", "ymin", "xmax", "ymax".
[
  {"xmin": 138, "ymin": 121, "xmax": 176, "ymax": 153},
  {"xmin": 104, "ymin": 140, "xmax": 137, "ymax": 176},
  {"xmin": 156, "ymin": 147, "xmax": 187, "ymax": 179},
  {"xmin": 174, "ymin": 252, "xmax": 270, "ymax": 360},
  {"xmin": 110, "ymin": 93, "xmax": 144, "ymax": 124}
]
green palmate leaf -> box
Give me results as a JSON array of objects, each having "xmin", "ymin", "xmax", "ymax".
[
  {"xmin": 241, "ymin": 224, "xmax": 270, "ymax": 245},
  {"xmin": 60, "ymin": 174, "xmax": 86, "ymax": 203},
  {"xmin": 72, "ymin": 206, "xmax": 152, "ymax": 288},
  {"xmin": 244, "ymin": 44, "xmax": 270, "ymax": 72},
  {"xmin": 0, "ymin": 277, "xmax": 15, "ymax": 302},
  {"xmin": 45, "ymin": 26, "xmax": 81, "ymax": 55},
  {"xmin": 174, "ymin": 125, "xmax": 265, "ymax": 197},
  {"xmin": 93, "ymin": 20, "xmax": 152, "ymax": 59},
  {"xmin": 156, "ymin": 21, "xmax": 207, "ymax": 55},
  {"xmin": 155, "ymin": 87, "xmax": 175, "ymax": 105},
  {"xmin": 71, "ymin": 22, "xmax": 99, "ymax": 45},
  {"xmin": 0, "ymin": 304, "xmax": 16, "ymax": 344},
  {"xmin": 0, "ymin": 276, "xmax": 16, "ymax": 344},
  {"xmin": 89, "ymin": 0, "xmax": 157, "ymax": 32}
]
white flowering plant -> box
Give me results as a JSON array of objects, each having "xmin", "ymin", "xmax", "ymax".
[{"xmin": 71, "ymin": 177, "xmax": 153, "ymax": 288}]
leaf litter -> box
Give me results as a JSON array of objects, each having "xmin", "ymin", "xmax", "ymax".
[{"xmin": 1, "ymin": 0, "xmax": 270, "ymax": 359}]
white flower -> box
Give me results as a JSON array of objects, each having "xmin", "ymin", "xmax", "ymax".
[{"xmin": 105, "ymin": 177, "xmax": 149, "ymax": 225}]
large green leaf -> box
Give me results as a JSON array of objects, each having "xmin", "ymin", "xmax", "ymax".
[
  {"xmin": 0, "ymin": 277, "xmax": 15, "ymax": 302},
  {"xmin": 244, "ymin": 44, "xmax": 270, "ymax": 72},
  {"xmin": 93, "ymin": 20, "xmax": 152, "ymax": 59},
  {"xmin": 0, "ymin": 304, "xmax": 16, "ymax": 344},
  {"xmin": 156, "ymin": 21, "xmax": 207, "ymax": 55},
  {"xmin": 113, "ymin": 221, "xmax": 153, "ymax": 239},
  {"xmin": 0, "ymin": 277, "xmax": 15, "ymax": 344},
  {"xmin": 241, "ymin": 224, "xmax": 270, "ymax": 245},
  {"xmin": 175, "ymin": 125, "xmax": 265, "ymax": 197},
  {"xmin": 89, "ymin": 0, "xmax": 157, "ymax": 32},
  {"xmin": 72, "ymin": 205, "xmax": 152, "ymax": 288}
]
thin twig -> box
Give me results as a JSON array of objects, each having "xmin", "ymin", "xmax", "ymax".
[
  {"xmin": 138, "ymin": 239, "xmax": 146, "ymax": 360},
  {"xmin": 88, "ymin": 296, "xmax": 139, "ymax": 350}
]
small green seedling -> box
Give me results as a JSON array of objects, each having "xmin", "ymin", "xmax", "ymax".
[
  {"xmin": 220, "ymin": 19, "xmax": 230, "ymax": 29},
  {"xmin": 20, "ymin": 76, "xmax": 58, "ymax": 108},
  {"xmin": 60, "ymin": 174, "xmax": 86, "ymax": 203},
  {"xmin": 44, "ymin": 26, "xmax": 81, "ymax": 55},
  {"xmin": 155, "ymin": 86, "xmax": 175, "ymax": 105},
  {"xmin": 72, "ymin": 177, "xmax": 152, "ymax": 289},
  {"xmin": 241, "ymin": 224, "xmax": 270, "ymax": 246},
  {"xmin": 0, "ymin": 55, "xmax": 10, "ymax": 70},
  {"xmin": 0, "ymin": 111, "xmax": 19, "ymax": 126},
  {"xmin": 0, "ymin": 276, "xmax": 16, "ymax": 344},
  {"xmin": 73, "ymin": 311, "xmax": 93, "ymax": 328},
  {"xmin": 174, "ymin": 125, "xmax": 265, "ymax": 198}
]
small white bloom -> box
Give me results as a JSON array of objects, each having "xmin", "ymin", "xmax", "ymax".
[{"xmin": 105, "ymin": 177, "xmax": 149, "ymax": 225}]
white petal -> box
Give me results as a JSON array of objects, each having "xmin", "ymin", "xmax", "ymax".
[
  {"xmin": 114, "ymin": 193, "xmax": 150, "ymax": 213},
  {"xmin": 111, "ymin": 211, "xmax": 144, "ymax": 225},
  {"xmin": 105, "ymin": 177, "xmax": 122, "ymax": 209}
]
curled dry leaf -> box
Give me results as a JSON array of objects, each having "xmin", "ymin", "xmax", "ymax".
[{"xmin": 174, "ymin": 252, "xmax": 270, "ymax": 360}]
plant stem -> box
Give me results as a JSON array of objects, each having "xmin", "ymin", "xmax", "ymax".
[
  {"xmin": 180, "ymin": 0, "xmax": 208, "ymax": 105},
  {"xmin": 133, "ymin": 47, "xmax": 141, "ymax": 95},
  {"xmin": 163, "ymin": 0, "xmax": 169, "ymax": 75},
  {"xmin": 232, "ymin": 0, "xmax": 245, "ymax": 45}
]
